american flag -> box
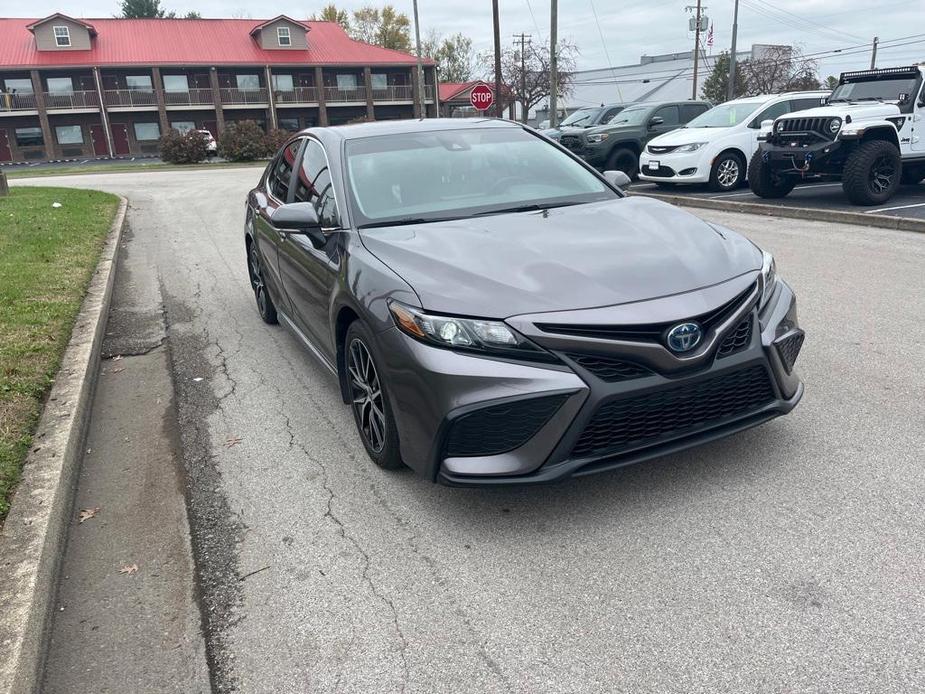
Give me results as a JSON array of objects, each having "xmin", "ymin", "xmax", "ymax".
[{"xmin": 707, "ymin": 23, "xmax": 714, "ymax": 48}]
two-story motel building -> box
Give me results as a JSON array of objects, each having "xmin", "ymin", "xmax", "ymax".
[{"xmin": 0, "ymin": 14, "xmax": 438, "ymax": 163}]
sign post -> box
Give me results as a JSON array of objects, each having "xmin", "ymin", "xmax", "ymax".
[{"xmin": 470, "ymin": 84, "xmax": 494, "ymax": 113}]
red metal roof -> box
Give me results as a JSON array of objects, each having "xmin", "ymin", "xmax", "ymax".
[
  {"xmin": 439, "ymin": 80, "xmax": 489, "ymax": 102},
  {"xmin": 0, "ymin": 17, "xmax": 434, "ymax": 68}
]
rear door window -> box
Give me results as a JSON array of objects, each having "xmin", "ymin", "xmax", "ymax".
[{"xmin": 680, "ymin": 103, "xmax": 708, "ymax": 122}]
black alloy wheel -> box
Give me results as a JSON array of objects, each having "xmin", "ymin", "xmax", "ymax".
[{"xmin": 249, "ymin": 241, "xmax": 278, "ymax": 324}]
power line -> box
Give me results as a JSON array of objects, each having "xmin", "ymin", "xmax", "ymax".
[
  {"xmin": 755, "ymin": 0, "xmax": 865, "ymax": 42},
  {"xmin": 588, "ymin": 0, "xmax": 623, "ymax": 102}
]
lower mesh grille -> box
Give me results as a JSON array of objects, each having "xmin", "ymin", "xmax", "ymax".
[
  {"xmin": 775, "ymin": 330, "xmax": 805, "ymax": 373},
  {"xmin": 571, "ymin": 365, "xmax": 775, "ymax": 459},
  {"xmin": 717, "ymin": 316, "xmax": 753, "ymax": 357},
  {"xmin": 445, "ymin": 394, "xmax": 568, "ymax": 457},
  {"xmin": 565, "ymin": 353, "xmax": 652, "ymax": 382}
]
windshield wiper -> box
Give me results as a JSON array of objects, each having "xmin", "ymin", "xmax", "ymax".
[
  {"xmin": 850, "ymin": 97, "xmax": 885, "ymax": 102},
  {"xmin": 472, "ymin": 201, "xmax": 580, "ymax": 216},
  {"xmin": 358, "ymin": 216, "xmax": 456, "ymax": 229}
]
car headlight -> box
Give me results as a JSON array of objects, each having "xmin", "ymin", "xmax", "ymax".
[
  {"xmin": 586, "ymin": 133, "xmax": 609, "ymax": 144},
  {"xmin": 775, "ymin": 120, "xmax": 785, "ymax": 133},
  {"xmin": 828, "ymin": 117, "xmax": 842, "ymax": 134},
  {"xmin": 759, "ymin": 251, "xmax": 778, "ymax": 308},
  {"xmin": 674, "ymin": 142, "xmax": 706, "ymax": 153},
  {"xmin": 388, "ymin": 300, "xmax": 554, "ymax": 361}
]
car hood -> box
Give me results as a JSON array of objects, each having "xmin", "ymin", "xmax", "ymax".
[
  {"xmin": 585, "ymin": 123, "xmax": 638, "ymax": 138},
  {"xmin": 359, "ymin": 197, "xmax": 762, "ymax": 318},
  {"xmin": 782, "ymin": 103, "xmax": 901, "ymax": 119},
  {"xmin": 648, "ymin": 126, "xmax": 735, "ymax": 145}
]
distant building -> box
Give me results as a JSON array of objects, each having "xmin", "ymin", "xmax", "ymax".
[{"xmin": 0, "ymin": 14, "xmax": 438, "ymax": 164}]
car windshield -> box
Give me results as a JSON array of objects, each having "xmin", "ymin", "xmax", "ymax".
[
  {"xmin": 559, "ymin": 108, "xmax": 600, "ymax": 127},
  {"xmin": 606, "ymin": 106, "xmax": 649, "ymax": 126},
  {"xmin": 686, "ymin": 101, "xmax": 763, "ymax": 128},
  {"xmin": 345, "ymin": 127, "xmax": 617, "ymax": 226},
  {"xmin": 829, "ymin": 77, "xmax": 919, "ymax": 102}
]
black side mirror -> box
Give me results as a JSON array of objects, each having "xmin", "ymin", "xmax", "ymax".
[
  {"xmin": 603, "ymin": 169, "xmax": 632, "ymax": 190},
  {"xmin": 648, "ymin": 116, "xmax": 664, "ymax": 128},
  {"xmin": 272, "ymin": 202, "xmax": 326, "ymax": 248}
]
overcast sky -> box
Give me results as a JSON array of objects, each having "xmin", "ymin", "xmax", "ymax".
[{"xmin": 13, "ymin": 0, "xmax": 925, "ymax": 77}]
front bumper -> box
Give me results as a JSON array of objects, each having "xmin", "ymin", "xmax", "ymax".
[
  {"xmin": 759, "ymin": 137, "xmax": 844, "ymax": 175},
  {"xmin": 378, "ymin": 276, "xmax": 804, "ymax": 486},
  {"xmin": 639, "ymin": 150, "xmax": 708, "ymax": 183}
]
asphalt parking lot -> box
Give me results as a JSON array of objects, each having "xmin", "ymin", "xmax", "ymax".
[
  {"xmin": 13, "ymin": 169, "xmax": 925, "ymax": 693},
  {"xmin": 634, "ymin": 179, "xmax": 925, "ymax": 221}
]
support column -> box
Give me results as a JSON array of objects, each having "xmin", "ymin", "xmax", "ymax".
[
  {"xmin": 209, "ymin": 67, "xmax": 226, "ymax": 134},
  {"xmin": 432, "ymin": 66, "xmax": 441, "ymax": 117},
  {"xmin": 30, "ymin": 70, "xmax": 57, "ymax": 160},
  {"xmin": 363, "ymin": 67, "xmax": 375, "ymax": 121},
  {"xmin": 410, "ymin": 66, "xmax": 422, "ymax": 119},
  {"xmin": 265, "ymin": 66, "xmax": 278, "ymax": 130},
  {"xmin": 92, "ymin": 67, "xmax": 114, "ymax": 158},
  {"xmin": 314, "ymin": 67, "xmax": 328, "ymax": 126},
  {"xmin": 151, "ymin": 67, "xmax": 170, "ymax": 134}
]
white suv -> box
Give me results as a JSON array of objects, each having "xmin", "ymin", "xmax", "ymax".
[{"xmin": 639, "ymin": 91, "xmax": 829, "ymax": 191}]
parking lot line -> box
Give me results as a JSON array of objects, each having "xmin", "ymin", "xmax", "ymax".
[{"xmin": 863, "ymin": 201, "xmax": 925, "ymax": 214}]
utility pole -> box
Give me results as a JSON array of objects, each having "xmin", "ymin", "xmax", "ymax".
[
  {"xmin": 549, "ymin": 0, "xmax": 559, "ymax": 128},
  {"xmin": 412, "ymin": 0, "xmax": 425, "ymax": 117},
  {"xmin": 870, "ymin": 36, "xmax": 879, "ymax": 69},
  {"xmin": 513, "ymin": 33, "xmax": 532, "ymax": 123},
  {"xmin": 727, "ymin": 0, "xmax": 739, "ymax": 101},
  {"xmin": 690, "ymin": 0, "xmax": 703, "ymax": 100},
  {"xmin": 492, "ymin": 0, "xmax": 503, "ymax": 118}
]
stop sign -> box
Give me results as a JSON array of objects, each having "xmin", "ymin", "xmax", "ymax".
[{"xmin": 469, "ymin": 84, "xmax": 494, "ymax": 112}]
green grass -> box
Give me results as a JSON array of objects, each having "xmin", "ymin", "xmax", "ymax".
[
  {"xmin": 0, "ymin": 187, "xmax": 120, "ymax": 522},
  {"xmin": 5, "ymin": 160, "xmax": 265, "ymax": 179}
]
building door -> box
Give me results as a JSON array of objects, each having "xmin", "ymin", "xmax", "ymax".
[
  {"xmin": 0, "ymin": 129, "xmax": 11, "ymax": 162},
  {"xmin": 111, "ymin": 123, "xmax": 130, "ymax": 155},
  {"xmin": 90, "ymin": 125, "xmax": 109, "ymax": 156}
]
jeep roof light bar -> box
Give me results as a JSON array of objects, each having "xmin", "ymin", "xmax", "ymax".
[{"xmin": 840, "ymin": 66, "xmax": 921, "ymax": 83}]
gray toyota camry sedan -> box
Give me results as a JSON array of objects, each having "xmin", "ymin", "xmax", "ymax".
[{"xmin": 245, "ymin": 119, "xmax": 804, "ymax": 485}]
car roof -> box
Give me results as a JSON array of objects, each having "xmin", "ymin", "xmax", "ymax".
[
  {"xmin": 725, "ymin": 91, "xmax": 830, "ymax": 105},
  {"xmin": 305, "ymin": 117, "xmax": 521, "ymax": 141}
]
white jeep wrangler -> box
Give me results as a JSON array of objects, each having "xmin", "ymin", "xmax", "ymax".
[{"xmin": 749, "ymin": 65, "xmax": 925, "ymax": 206}]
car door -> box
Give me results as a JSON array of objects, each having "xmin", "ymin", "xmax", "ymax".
[
  {"xmin": 250, "ymin": 138, "xmax": 305, "ymax": 317},
  {"xmin": 276, "ymin": 138, "xmax": 344, "ymax": 361},
  {"xmin": 744, "ymin": 99, "xmax": 793, "ymax": 156},
  {"xmin": 646, "ymin": 105, "xmax": 680, "ymax": 144}
]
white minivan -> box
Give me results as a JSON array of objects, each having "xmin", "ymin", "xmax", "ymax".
[{"xmin": 639, "ymin": 91, "xmax": 829, "ymax": 191}]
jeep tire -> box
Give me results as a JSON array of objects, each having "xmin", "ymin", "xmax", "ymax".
[
  {"xmin": 747, "ymin": 150, "xmax": 796, "ymax": 199},
  {"xmin": 842, "ymin": 140, "xmax": 901, "ymax": 206},
  {"xmin": 606, "ymin": 147, "xmax": 638, "ymax": 179}
]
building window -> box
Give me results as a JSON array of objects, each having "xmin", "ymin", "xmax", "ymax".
[
  {"xmin": 53, "ymin": 26, "xmax": 71, "ymax": 47},
  {"xmin": 15, "ymin": 127, "xmax": 44, "ymax": 147},
  {"xmin": 371, "ymin": 73, "xmax": 388, "ymax": 90},
  {"xmin": 55, "ymin": 125, "xmax": 83, "ymax": 145},
  {"xmin": 126, "ymin": 75, "xmax": 153, "ymax": 92},
  {"xmin": 46, "ymin": 77, "xmax": 74, "ymax": 94},
  {"xmin": 272, "ymin": 74, "xmax": 294, "ymax": 92},
  {"xmin": 162, "ymin": 75, "xmax": 189, "ymax": 93},
  {"xmin": 171, "ymin": 121, "xmax": 196, "ymax": 133},
  {"xmin": 336, "ymin": 74, "xmax": 357, "ymax": 90},
  {"xmin": 3, "ymin": 78, "xmax": 33, "ymax": 94},
  {"xmin": 133, "ymin": 122, "xmax": 161, "ymax": 141},
  {"xmin": 236, "ymin": 74, "xmax": 260, "ymax": 91},
  {"xmin": 278, "ymin": 117, "xmax": 300, "ymax": 132},
  {"xmin": 277, "ymin": 26, "xmax": 291, "ymax": 46}
]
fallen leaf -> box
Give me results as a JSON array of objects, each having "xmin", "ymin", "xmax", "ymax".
[
  {"xmin": 78, "ymin": 507, "xmax": 99, "ymax": 523},
  {"xmin": 112, "ymin": 355, "xmax": 123, "ymax": 361},
  {"xmin": 118, "ymin": 564, "xmax": 139, "ymax": 575},
  {"xmin": 225, "ymin": 436, "xmax": 243, "ymax": 448}
]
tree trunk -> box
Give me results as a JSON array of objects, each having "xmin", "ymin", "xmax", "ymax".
[{"xmin": 0, "ymin": 170, "xmax": 8, "ymax": 197}]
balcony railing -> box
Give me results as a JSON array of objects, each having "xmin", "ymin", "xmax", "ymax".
[
  {"xmin": 274, "ymin": 86, "xmax": 319, "ymax": 104},
  {"xmin": 370, "ymin": 85, "xmax": 412, "ymax": 101},
  {"xmin": 220, "ymin": 87, "xmax": 269, "ymax": 105},
  {"xmin": 0, "ymin": 92, "xmax": 39, "ymax": 111},
  {"xmin": 325, "ymin": 86, "xmax": 366, "ymax": 103},
  {"xmin": 104, "ymin": 89, "xmax": 158, "ymax": 107},
  {"xmin": 43, "ymin": 90, "xmax": 99, "ymax": 110},
  {"xmin": 164, "ymin": 88, "xmax": 214, "ymax": 106}
]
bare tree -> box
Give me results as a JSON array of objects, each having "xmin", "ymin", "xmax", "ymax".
[
  {"xmin": 484, "ymin": 39, "xmax": 578, "ymax": 121},
  {"xmin": 738, "ymin": 45, "xmax": 820, "ymax": 95}
]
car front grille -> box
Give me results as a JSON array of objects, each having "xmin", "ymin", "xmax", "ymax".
[
  {"xmin": 647, "ymin": 144, "xmax": 679, "ymax": 154},
  {"xmin": 565, "ymin": 353, "xmax": 653, "ymax": 382},
  {"xmin": 570, "ymin": 364, "xmax": 775, "ymax": 459},
  {"xmin": 444, "ymin": 393, "xmax": 569, "ymax": 457},
  {"xmin": 717, "ymin": 316, "xmax": 752, "ymax": 358},
  {"xmin": 775, "ymin": 117, "xmax": 836, "ymax": 142},
  {"xmin": 642, "ymin": 165, "xmax": 677, "ymax": 177},
  {"xmin": 559, "ymin": 135, "xmax": 583, "ymax": 152},
  {"xmin": 774, "ymin": 330, "xmax": 805, "ymax": 374}
]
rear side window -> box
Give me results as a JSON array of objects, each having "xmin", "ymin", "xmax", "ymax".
[
  {"xmin": 293, "ymin": 140, "xmax": 341, "ymax": 228},
  {"xmin": 601, "ymin": 107, "xmax": 623, "ymax": 122},
  {"xmin": 653, "ymin": 105, "xmax": 680, "ymax": 125},
  {"xmin": 268, "ymin": 139, "xmax": 302, "ymax": 201},
  {"xmin": 790, "ymin": 97, "xmax": 825, "ymax": 111},
  {"xmin": 681, "ymin": 103, "xmax": 708, "ymax": 122}
]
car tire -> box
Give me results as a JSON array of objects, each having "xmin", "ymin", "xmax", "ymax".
[
  {"xmin": 747, "ymin": 150, "xmax": 796, "ymax": 199},
  {"xmin": 708, "ymin": 151, "xmax": 745, "ymax": 192},
  {"xmin": 606, "ymin": 147, "xmax": 638, "ymax": 179},
  {"xmin": 842, "ymin": 140, "xmax": 901, "ymax": 206},
  {"xmin": 345, "ymin": 321, "xmax": 404, "ymax": 470},
  {"xmin": 248, "ymin": 238, "xmax": 278, "ymax": 324},
  {"xmin": 900, "ymin": 165, "xmax": 925, "ymax": 185}
]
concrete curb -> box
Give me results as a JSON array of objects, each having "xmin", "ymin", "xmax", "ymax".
[
  {"xmin": 0, "ymin": 197, "xmax": 128, "ymax": 694},
  {"xmin": 632, "ymin": 191, "xmax": 925, "ymax": 234}
]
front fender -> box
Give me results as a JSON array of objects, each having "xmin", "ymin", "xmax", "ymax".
[{"xmin": 837, "ymin": 121, "xmax": 899, "ymax": 145}]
